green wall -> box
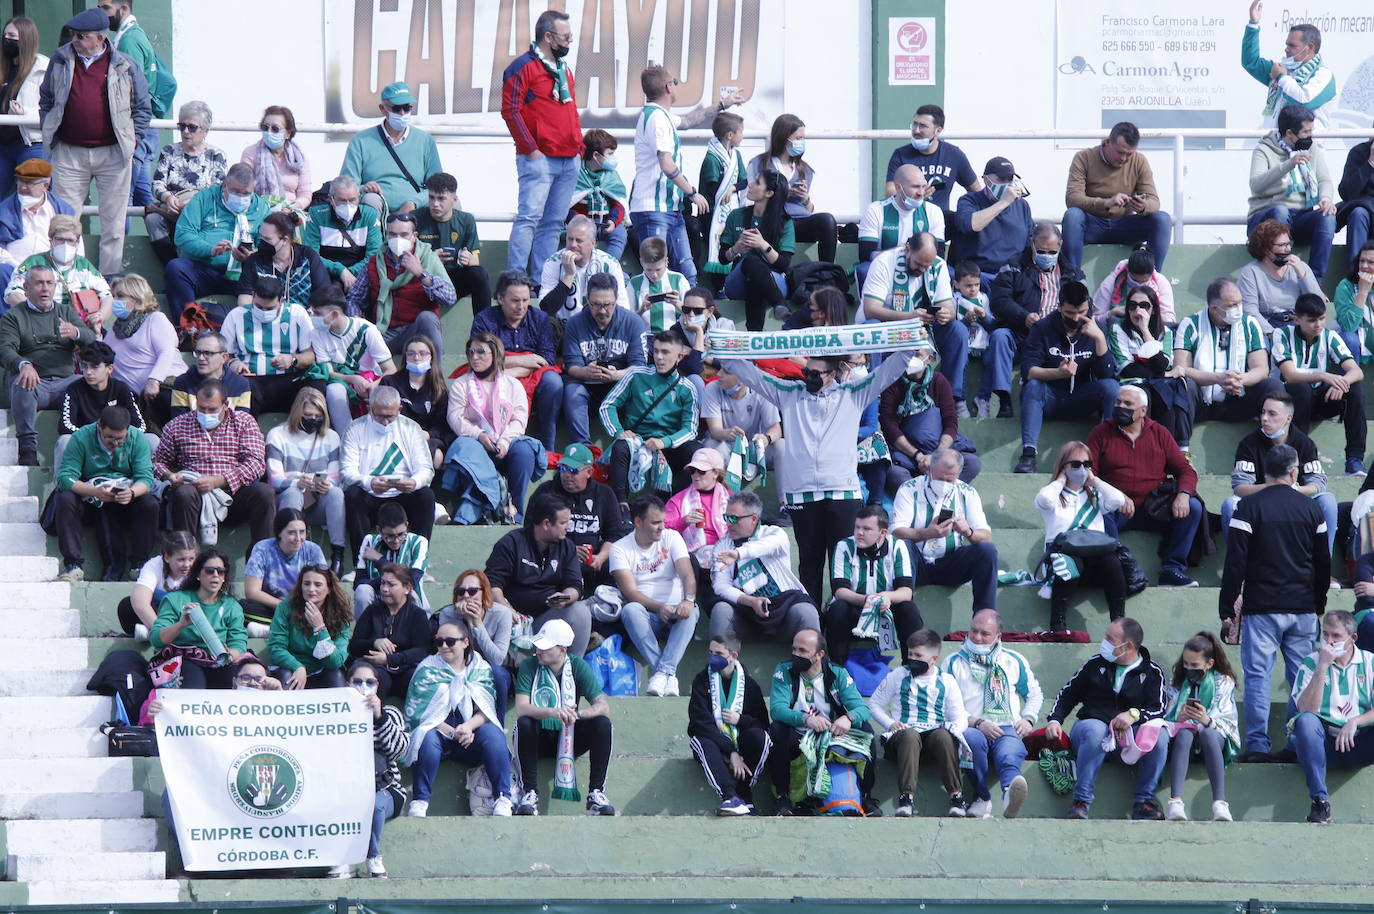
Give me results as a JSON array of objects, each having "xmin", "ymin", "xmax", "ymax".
[
  {"xmin": 870, "ymin": 0, "xmax": 945, "ymax": 198},
  {"xmin": 0, "ymin": 0, "xmax": 172, "ymax": 61}
]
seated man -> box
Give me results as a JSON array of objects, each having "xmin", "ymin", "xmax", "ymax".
[
  {"xmin": 768, "ymin": 627, "xmax": 875, "ymax": 815},
  {"xmin": 539, "ymin": 214, "xmax": 629, "ymax": 323},
  {"xmin": 561, "ymin": 272, "xmax": 648, "ymax": 445},
  {"xmin": 1045, "ymin": 617, "xmax": 1170, "ymax": 820},
  {"xmin": 345, "ymin": 211, "xmax": 456, "ymax": 360},
  {"xmin": 341, "ymin": 81, "xmax": 442, "ymax": 216},
  {"xmin": 675, "ymin": 286, "xmax": 736, "ymax": 400},
  {"xmin": 0, "ymin": 159, "xmax": 76, "ymax": 294},
  {"xmin": 169, "ymin": 331, "xmax": 252, "ymax": 420},
  {"xmin": 1014, "ymin": 280, "xmax": 1119, "ymax": 474},
  {"xmin": 943, "ymin": 609, "xmax": 1039, "ymax": 818},
  {"xmin": 1089, "ymin": 384, "xmax": 1203, "ymax": 589},
  {"xmin": 610, "ymin": 495, "xmax": 699, "ymax": 699},
  {"xmin": 352, "ymin": 501, "xmax": 430, "ymax": 614},
  {"xmin": 1274, "ymin": 293, "xmax": 1366, "ymax": 476},
  {"xmin": 153, "ymin": 378, "xmax": 274, "ymax": 548},
  {"xmin": 869, "ymin": 629, "xmax": 969, "ymax": 818},
  {"xmin": 599, "ymin": 330, "xmax": 698, "ymax": 506},
  {"xmin": 340, "ymin": 385, "xmax": 435, "ymax": 558},
  {"xmin": 301, "ymin": 175, "xmax": 381, "ymax": 291},
  {"xmin": 512, "ymin": 618, "xmax": 616, "ymax": 816},
  {"xmin": 56, "ymin": 340, "xmax": 147, "ymax": 469},
  {"xmin": 627, "ymin": 235, "xmax": 689, "ymax": 332},
  {"xmin": 700, "ymin": 364, "xmax": 782, "ymax": 464},
  {"xmin": 891, "ymin": 448, "xmax": 998, "ymax": 613},
  {"xmin": 1291, "ymin": 610, "xmax": 1374, "ymax": 824},
  {"xmin": 485, "ymin": 492, "xmax": 594, "ymax": 657},
  {"xmin": 955, "ymin": 156, "xmax": 1035, "ymax": 284},
  {"xmin": 166, "ymin": 163, "xmax": 269, "ymax": 323},
  {"xmin": 856, "ymin": 164, "xmax": 945, "ymax": 293},
  {"xmin": 1, "ymin": 265, "xmax": 95, "ymax": 465},
  {"xmin": 530, "ymin": 443, "xmax": 629, "ymax": 596},
  {"xmin": 1062, "ymin": 121, "xmax": 1171, "ymax": 271},
  {"xmin": 310, "ymin": 285, "xmax": 396, "ymax": 436},
  {"xmin": 415, "ymin": 171, "xmax": 489, "ymax": 316},
  {"xmin": 1174, "ymin": 278, "xmax": 1283, "ymax": 455},
  {"xmin": 710, "ymin": 491, "xmax": 820, "ymax": 646},
  {"xmin": 1248, "ymin": 104, "xmax": 1337, "ymax": 282},
  {"xmin": 470, "ymin": 270, "xmax": 563, "ymax": 451},
  {"xmin": 687, "ymin": 631, "xmax": 771, "ymax": 816},
  {"xmin": 52, "ymin": 406, "xmax": 158, "ymax": 583},
  {"xmin": 878, "ymin": 337, "xmax": 983, "ymax": 488},
  {"xmin": 823, "ymin": 505, "xmax": 920, "ymax": 666},
  {"xmin": 220, "ymin": 275, "xmax": 319, "ymax": 414},
  {"xmin": 860, "ymin": 231, "xmax": 969, "ymax": 414}
]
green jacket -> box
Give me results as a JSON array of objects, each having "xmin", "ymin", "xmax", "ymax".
[
  {"xmin": 266, "ymin": 598, "xmax": 352, "ymax": 674},
  {"xmin": 302, "ymin": 202, "xmax": 382, "ymax": 279},
  {"xmin": 341, "ymin": 125, "xmax": 442, "ymax": 212},
  {"xmin": 174, "ymin": 186, "xmax": 270, "ymax": 268},
  {"xmin": 598, "ymin": 367, "xmax": 698, "ymax": 448},
  {"xmin": 0, "ymin": 300, "xmax": 93, "ymax": 378},
  {"xmin": 56, "ymin": 421, "xmax": 154, "ymax": 491},
  {"xmin": 112, "ymin": 17, "xmax": 157, "ymax": 100},
  {"xmin": 770, "ymin": 660, "xmax": 871, "ymax": 729},
  {"xmin": 150, "ymin": 589, "xmax": 248, "ymax": 652}
]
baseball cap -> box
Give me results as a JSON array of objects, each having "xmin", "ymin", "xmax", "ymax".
[
  {"xmin": 531, "ymin": 618, "xmax": 576, "ymax": 651},
  {"xmin": 559, "ymin": 443, "xmax": 595, "ymax": 471},
  {"xmin": 381, "ymin": 82, "xmax": 416, "ymax": 107},
  {"xmin": 983, "ymin": 157, "xmax": 1016, "ymax": 181},
  {"xmin": 686, "ymin": 448, "xmax": 724, "ymax": 472}
]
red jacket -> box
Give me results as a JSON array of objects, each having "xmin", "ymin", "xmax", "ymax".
[
  {"xmin": 501, "ymin": 50, "xmax": 582, "ymax": 157},
  {"xmin": 1086, "ymin": 417, "xmax": 1198, "ymax": 507}
]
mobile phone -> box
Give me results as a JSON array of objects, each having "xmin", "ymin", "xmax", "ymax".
[
  {"xmin": 112, "ymin": 486, "xmax": 127, "ymax": 495},
  {"xmin": 923, "ymin": 301, "xmax": 941, "ymax": 313},
  {"xmin": 647, "ymin": 292, "xmax": 670, "ymax": 304},
  {"xmin": 547, "ymin": 592, "xmax": 571, "ymax": 607},
  {"xmin": 313, "ymin": 472, "xmax": 326, "ymax": 482},
  {"xmin": 936, "ymin": 508, "xmax": 954, "ymax": 524},
  {"xmin": 1187, "ymin": 697, "xmax": 1203, "ymax": 707}
]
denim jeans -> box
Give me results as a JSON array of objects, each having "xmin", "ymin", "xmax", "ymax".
[
  {"xmin": 929, "ymin": 319, "xmax": 969, "ymax": 400},
  {"xmin": 602, "ymin": 222, "xmax": 628, "ymax": 259},
  {"xmin": 1061, "ymin": 208, "xmax": 1172, "ymax": 271},
  {"xmin": 531, "ymin": 370, "xmax": 564, "ymax": 452},
  {"xmin": 510, "ymin": 153, "xmax": 580, "ymax": 276},
  {"xmin": 410, "ymin": 722, "xmax": 512, "ymax": 802},
  {"xmin": 1347, "ymin": 205, "xmax": 1371, "ymax": 256},
  {"xmin": 978, "ymin": 328, "xmax": 1018, "ymax": 399},
  {"xmin": 962, "ymin": 724, "xmax": 1028, "ymax": 801},
  {"xmin": 442, "ymin": 434, "xmax": 542, "ymax": 521},
  {"xmin": 369, "ymin": 789, "xmax": 396, "ymax": 858},
  {"xmin": 1019, "ymin": 377, "xmax": 1120, "ymax": 449},
  {"xmin": 633, "ymin": 210, "xmax": 698, "ymax": 284},
  {"xmin": 620, "ymin": 601, "xmax": 700, "ymax": 676},
  {"xmin": 1108, "ymin": 496, "xmax": 1203, "ymax": 577},
  {"xmin": 562, "ymin": 377, "xmax": 613, "ymax": 445},
  {"xmin": 1240, "ymin": 611, "xmax": 1318, "ymax": 753},
  {"xmin": 1246, "ymin": 205, "xmax": 1336, "ymax": 280},
  {"xmin": 277, "ymin": 484, "xmax": 347, "ymax": 548},
  {"xmin": 163, "ymin": 258, "xmax": 238, "ymax": 321},
  {"xmin": 10, "ymin": 374, "xmax": 81, "ymax": 453},
  {"xmin": 1292, "ymin": 710, "xmax": 1374, "ymax": 800},
  {"xmin": 1069, "ymin": 717, "xmax": 1171, "ymax": 806},
  {"xmin": 1220, "ymin": 491, "xmax": 1337, "ymax": 555}
]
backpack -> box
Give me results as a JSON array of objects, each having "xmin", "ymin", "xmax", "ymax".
[
  {"xmin": 787, "ymin": 260, "xmax": 853, "ymax": 311},
  {"xmin": 149, "ymin": 56, "xmax": 177, "ymax": 119}
]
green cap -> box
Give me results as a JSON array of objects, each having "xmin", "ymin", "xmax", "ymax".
[
  {"xmin": 381, "ymin": 82, "xmax": 416, "ymax": 106},
  {"xmin": 560, "ymin": 443, "xmax": 594, "ymax": 470}
]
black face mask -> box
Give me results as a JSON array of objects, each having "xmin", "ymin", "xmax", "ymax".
[
  {"xmin": 257, "ymin": 240, "xmax": 278, "ymax": 260},
  {"xmin": 1292, "ymin": 136, "xmax": 1313, "ymax": 151},
  {"xmin": 2, "ymin": 38, "xmax": 18, "ymax": 58},
  {"xmin": 790, "ymin": 654, "xmax": 813, "ymax": 674},
  {"xmin": 1272, "ymin": 252, "xmax": 1290, "ymax": 266},
  {"xmin": 906, "ymin": 659, "xmax": 930, "ymax": 676},
  {"xmin": 299, "ymin": 416, "xmax": 322, "ymax": 435},
  {"xmin": 551, "ymin": 44, "xmax": 571, "ymax": 59},
  {"xmin": 1112, "ymin": 405, "xmax": 1136, "ymax": 427},
  {"xmin": 472, "ymin": 363, "xmax": 496, "ymax": 380},
  {"xmin": 1062, "ymin": 314, "xmax": 1085, "ymax": 333},
  {"xmin": 803, "ymin": 371, "xmax": 826, "ymax": 394},
  {"xmin": 1185, "ymin": 667, "xmax": 1206, "ymax": 686},
  {"xmin": 108, "ymin": 14, "xmax": 122, "ymax": 31}
]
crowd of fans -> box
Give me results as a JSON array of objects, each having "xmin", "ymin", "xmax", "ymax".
[{"xmin": 10, "ymin": 2, "xmax": 1374, "ymax": 880}]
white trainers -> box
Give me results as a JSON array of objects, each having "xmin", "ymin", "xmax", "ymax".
[
  {"xmin": 491, "ymin": 795, "xmax": 514, "ymax": 817},
  {"xmin": 1165, "ymin": 797, "xmax": 1187, "ymax": 821},
  {"xmin": 327, "ymin": 864, "xmax": 354, "ymax": 879},
  {"xmin": 246, "ymin": 621, "xmax": 270, "ymax": 639},
  {"xmin": 407, "ymin": 799, "xmax": 429, "ymax": 818},
  {"xmin": 1212, "ymin": 800, "xmax": 1233, "ymax": 822},
  {"xmin": 366, "ymin": 856, "xmax": 387, "ymax": 878},
  {"xmin": 1002, "ymin": 774, "xmax": 1028, "ymax": 819},
  {"xmin": 645, "ymin": 671, "xmax": 668, "ymax": 697},
  {"xmin": 434, "ymin": 503, "xmax": 451, "ymax": 526},
  {"xmin": 132, "ymin": 623, "xmax": 149, "ymax": 642},
  {"xmin": 967, "ymin": 798, "xmax": 992, "ymax": 818},
  {"xmin": 664, "ymin": 675, "xmax": 680, "ymax": 697}
]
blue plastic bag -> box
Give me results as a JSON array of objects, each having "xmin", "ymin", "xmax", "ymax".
[
  {"xmin": 586, "ymin": 633, "xmax": 639, "ymax": 696},
  {"xmin": 844, "ymin": 645, "xmax": 893, "ymax": 697}
]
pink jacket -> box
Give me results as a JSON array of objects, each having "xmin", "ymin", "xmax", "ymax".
[
  {"xmin": 446, "ymin": 373, "xmax": 528, "ymax": 447},
  {"xmin": 1091, "ymin": 257, "xmax": 1175, "ymax": 324},
  {"xmin": 664, "ymin": 482, "xmax": 731, "ymax": 551}
]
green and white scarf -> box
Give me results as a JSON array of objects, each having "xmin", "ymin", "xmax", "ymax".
[
  {"xmin": 401, "ymin": 654, "xmax": 499, "ymax": 766},
  {"xmin": 896, "ymin": 371, "xmax": 934, "ymax": 419},
  {"xmin": 852, "ymin": 594, "xmax": 896, "ymax": 651},
  {"xmin": 963, "ymin": 643, "xmax": 1014, "ymax": 725},
  {"xmin": 891, "ymin": 255, "xmax": 946, "ymax": 315},
  {"xmin": 1192, "ymin": 314, "xmax": 1249, "ymax": 405},
  {"xmin": 709, "ymin": 662, "xmax": 745, "ymax": 745},
  {"xmin": 724, "ymin": 434, "xmax": 766, "ymax": 491},
  {"xmin": 705, "ymin": 138, "xmax": 742, "ymax": 274},
  {"xmin": 1047, "ymin": 493, "xmax": 1100, "ymax": 582},
  {"xmin": 708, "ymin": 319, "xmax": 930, "ymax": 359},
  {"xmin": 877, "ymin": 197, "xmax": 929, "ymax": 250},
  {"xmin": 793, "ymin": 728, "xmax": 872, "ymax": 804},
  {"xmin": 532, "ymin": 660, "xmax": 580, "ymax": 800},
  {"xmin": 1276, "ymin": 134, "xmax": 1320, "ymax": 207},
  {"xmin": 1266, "ymin": 54, "xmax": 1331, "ymax": 117},
  {"xmin": 532, "ymin": 43, "xmax": 571, "ymax": 104},
  {"xmin": 373, "ymin": 241, "xmax": 443, "ymax": 332}
]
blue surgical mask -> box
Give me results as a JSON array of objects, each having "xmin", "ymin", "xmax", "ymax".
[
  {"xmin": 707, "ymin": 654, "xmax": 730, "ymax": 674},
  {"xmin": 900, "ymin": 193, "xmax": 922, "ymax": 210},
  {"xmin": 386, "ymin": 110, "xmax": 411, "ymax": 132},
  {"xmin": 721, "ymin": 384, "xmax": 742, "ymax": 397},
  {"xmin": 1263, "ymin": 422, "xmax": 1288, "ymax": 440},
  {"xmin": 370, "ymin": 418, "xmax": 392, "ymax": 435},
  {"xmin": 599, "ymin": 154, "xmax": 618, "ymax": 172},
  {"xmin": 311, "ymin": 315, "xmax": 330, "ymax": 333},
  {"xmin": 1033, "ymin": 251, "xmax": 1058, "ymax": 271},
  {"xmin": 963, "ymin": 637, "xmax": 994, "ymax": 657},
  {"xmin": 196, "ymin": 410, "xmax": 221, "ymax": 431},
  {"xmin": 1279, "ymin": 55, "xmax": 1299, "ymax": 70},
  {"xmin": 1098, "ymin": 638, "xmax": 1122, "ymax": 664},
  {"xmin": 910, "ymin": 137, "xmax": 932, "ymax": 152},
  {"xmin": 224, "ymin": 192, "xmax": 251, "ymax": 214},
  {"xmin": 787, "ymin": 140, "xmax": 806, "ymax": 157},
  {"xmin": 407, "ymin": 361, "xmax": 431, "ymax": 376},
  {"xmin": 261, "ymin": 130, "xmax": 285, "ymax": 151},
  {"xmin": 110, "ymin": 298, "xmax": 132, "ymax": 320}
]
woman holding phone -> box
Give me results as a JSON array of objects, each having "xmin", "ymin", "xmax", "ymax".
[{"xmin": 1162, "ymin": 632, "xmax": 1240, "ymax": 821}]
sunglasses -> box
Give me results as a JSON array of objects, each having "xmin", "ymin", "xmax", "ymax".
[
  {"xmin": 1066, "ymin": 459, "xmax": 1093, "ymax": 470},
  {"xmin": 259, "ymin": 123, "xmax": 285, "ymax": 134},
  {"xmin": 434, "ymin": 636, "xmax": 467, "ymax": 648},
  {"xmin": 455, "ymin": 587, "xmax": 481, "ymax": 597},
  {"xmin": 724, "ymin": 513, "xmax": 758, "ymax": 524},
  {"xmin": 1125, "ymin": 300, "xmax": 1153, "ymax": 310},
  {"xmin": 688, "ymin": 467, "xmax": 713, "ymax": 475},
  {"xmin": 558, "ymin": 464, "xmax": 587, "ymax": 474},
  {"xmin": 350, "ymin": 677, "xmax": 379, "ymax": 687},
  {"xmin": 201, "ymin": 566, "xmax": 227, "ymax": 575},
  {"xmin": 176, "ymin": 123, "xmax": 203, "ymax": 133},
  {"xmin": 682, "ymin": 307, "xmax": 707, "ymax": 315},
  {"xmin": 389, "ymin": 103, "xmax": 414, "ymax": 114}
]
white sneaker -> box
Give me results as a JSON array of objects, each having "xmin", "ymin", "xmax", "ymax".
[
  {"xmin": 491, "ymin": 795, "xmax": 514, "ymax": 817},
  {"xmin": 967, "ymin": 798, "xmax": 992, "ymax": 819},
  {"xmin": 664, "ymin": 675, "xmax": 680, "ymax": 697},
  {"xmin": 407, "ymin": 799, "xmax": 429, "ymax": 818},
  {"xmin": 132, "ymin": 623, "xmax": 149, "ymax": 642},
  {"xmin": 973, "ymin": 397, "xmax": 991, "ymax": 420},
  {"xmin": 327, "ymin": 864, "xmax": 354, "ymax": 879},
  {"xmin": 246, "ymin": 621, "xmax": 270, "ymax": 639},
  {"xmin": 366, "ymin": 856, "xmax": 387, "ymax": 878},
  {"xmin": 645, "ymin": 671, "xmax": 668, "ymax": 696},
  {"xmin": 1002, "ymin": 775, "xmax": 1028, "ymax": 819},
  {"xmin": 1165, "ymin": 797, "xmax": 1187, "ymax": 821},
  {"xmin": 1212, "ymin": 800, "xmax": 1233, "ymax": 822},
  {"xmin": 434, "ymin": 503, "xmax": 451, "ymax": 526}
]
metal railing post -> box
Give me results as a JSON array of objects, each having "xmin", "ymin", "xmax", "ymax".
[{"xmin": 1173, "ymin": 133, "xmax": 1185, "ymax": 245}]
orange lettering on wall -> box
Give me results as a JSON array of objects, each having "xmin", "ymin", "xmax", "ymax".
[
  {"xmin": 352, "ymin": 0, "xmax": 390, "ymax": 118},
  {"xmin": 406, "ymin": 0, "xmax": 447, "ymax": 113},
  {"xmin": 661, "ymin": 0, "xmax": 708, "ymax": 107},
  {"xmin": 715, "ymin": 0, "xmax": 758, "ymax": 102}
]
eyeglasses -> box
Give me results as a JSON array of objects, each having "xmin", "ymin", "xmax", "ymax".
[
  {"xmin": 455, "ymin": 587, "xmax": 482, "ymax": 597},
  {"xmin": 434, "ymin": 636, "xmax": 467, "ymax": 648},
  {"xmin": 689, "ymin": 467, "xmax": 712, "ymax": 475},
  {"xmin": 388, "ymin": 103, "xmax": 414, "ymax": 114},
  {"xmin": 1125, "ymin": 299, "xmax": 1153, "ymax": 311},
  {"xmin": 1066, "ymin": 459, "xmax": 1093, "ymax": 470},
  {"xmin": 1272, "ymin": 240, "xmax": 1293, "ymax": 250},
  {"xmin": 682, "ymin": 307, "xmax": 707, "ymax": 315},
  {"xmin": 379, "ymin": 531, "xmax": 408, "ymax": 542},
  {"xmin": 723, "ymin": 513, "xmax": 758, "ymax": 524},
  {"xmin": 259, "ymin": 123, "xmax": 285, "ymax": 134},
  {"xmin": 235, "ymin": 674, "xmax": 265, "ymax": 685},
  {"xmin": 201, "ymin": 566, "xmax": 227, "ymax": 575},
  {"xmin": 193, "ymin": 349, "xmax": 224, "ymax": 359},
  {"xmin": 349, "ymin": 677, "xmax": 379, "ymax": 687},
  {"xmin": 176, "ymin": 123, "xmax": 203, "ymax": 133}
]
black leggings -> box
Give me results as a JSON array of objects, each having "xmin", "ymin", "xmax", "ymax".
[
  {"xmin": 448, "ymin": 264, "xmax": 492, "ymax": 317},
  {"xmin": 737, "ymin": 251, "xmax": 788, "ymax": 332},
  {"xmin": 788, "ymin": 497, "xmax": 863, "ymax": 605},
  {"xmin": 1050, "ymin": 551, "xmax": 1126, "ymax": 630},
  {"xmin": 792, "ymin": 212, "xmax": 837, "ymax": 264}
]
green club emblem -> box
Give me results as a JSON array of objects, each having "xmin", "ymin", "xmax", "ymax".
[{"xmin": 228, "ymin": 746, "xmax": 303, "ymax": 818}]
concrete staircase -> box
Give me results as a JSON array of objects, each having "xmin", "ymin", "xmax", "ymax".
[{"xmin": 0, "ymin": 410, "xmax": 180, "ymax": 905}]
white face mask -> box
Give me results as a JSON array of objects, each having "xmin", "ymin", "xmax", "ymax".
[
  {"xmin": 50, "ymin": 243, "xmax": 76, "ymax": 265},
  {"xmin": 388, "ymin": 236, "xmax": 412, "ymax": 258},
  {"xmin": 927, "ymin": 478, "xmax": 951, "ymax": 498},
  {"xmin": 963, "ymin": 637, "xmax": 994, "ymax": 656},
  {"xmin": 17, "ymin": 193, "xmax": 42, "ymax": 209},
  {"xmin": 1099, "ymin": 638, "xmax": 1123, "ymax": 664},
  {"xmin": 1221, "ymin": 305, "xmax": 1243, "ymax": 326},
  {"xmin": 1328, "ymin": 639, "xmax": 1349, "ymax": 658},
  {"xmin": 252, "ymin": 304, "xmax": 280, "ymax": 324},
  {"xmin": 333, "ymin": 202, "xmax": 358, "ymax": 223}
]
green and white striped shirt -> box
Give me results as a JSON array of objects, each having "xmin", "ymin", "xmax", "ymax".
[
  {"xmin": 891, "ymin": 476, "xmax": 989, "ymax": 562},
  {"xmin": 628, "ymin": 270, "xmax": 689, "ymax": 332},
  {"xmin": 312, "ymin": 316, "xmax": 393, "ymax": 377},
  {"xmin": 1272, "ymin": 325, "xmax": 1354, "ymax": 388},
  {"xmin": 221, "ymin": 303, "xmax": 314, "ymax": 376},
  {"xmin": 1292, "ymin": 648, "xmax": 1374, "ymax": 727},
  {"xmin": 630, "ymin": 103, "xmax": 683, "ymax": 214},
  {"xmin": 831, "ymin": 534, "xmax": 913, "ymax": 596},
  {"xmin": 868, "ymin": 667, "xmax": 968, "ymax": 732}
]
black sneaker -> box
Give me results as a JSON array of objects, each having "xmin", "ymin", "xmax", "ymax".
[
  {"xmin": 1307, "ymin": 798, "xmax": 1332, "ymax": 823},
  {"xmin": 1157, "ymin": 570, "xmax": 1198, "ymax": 588},
  {"xmin": 861, "ymin": 796, "xmax": 883, "ymax": 818},
  {"xmin": 1269, "ymin": 746, "xmax": 1298, "ymax": 764},
  {"xmin": 585, "ymin": 788, "xmax": 617, "ymax": 816},
  {"xmin": 774, "ymin": 795, "xmax": 795, "ymax": 817},
  {"xmin": 1236, "ymin": 750, "xmax": 1274, "ymax": 764},
  {"xmin": 1013, "ymin": 447, "xmax": 1037, "ymax": 474},
  {"xmin": 947, "ymin": 793, "xmax": 968, "ymax": 817},
  {"xmin": 1066, "ymin": 800, "xmax": 1090, "ymax": 819},
  {"xmin": 995, "ymin": 392, "xmax": 1014, "ymax": 419},
  {"xmin": 894, "ymin": 793, "xmax": 914, "ymax": 817},
  {"xmin": 1130, "ymin": 799, "xmax": 1165, "ymax": 820},
  {"xmin": 16, "ymin": 449, "xmax": 37, "ymax": 467}
]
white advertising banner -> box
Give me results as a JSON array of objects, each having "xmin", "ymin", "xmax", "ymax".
[
  {"xmin": 156, "ymin": 689, "xmax": 374, "ymax": 872},
  {"xmin": 888, "ymin": 17, "xmax": 936, "ymax": 87}
]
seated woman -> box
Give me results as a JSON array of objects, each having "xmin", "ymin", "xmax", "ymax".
[
  {"xmin": 782, "ymin": 284, "xmax": 848, "ymax": 333},
  {"xmin": 235, "ymin": 211, "xmax": 330, "ymax": 307},
  {"xmin": 403, "ymin": 619, "xmax": 513, "ymax": 818},
  {"xmin": 663, "ymin": 447, "xmax": 733, "ymax": 609},
  {"xmin": 266, "ymin": 388, "xmax": 347, "ymax": 575},
  {"xmin": 345, "ymin": 659, "xmax": 409, "ymax": 877},
  {"xmin": 1162, "ymin": 632, "xmax": 1240, "ymax": 823},
  {"xmin": 348, "ymin": 562, "xmax": 432, "ymax": 698},
  {"xmin": 148, "ymin": 549, "xmax": 247, "ymax": 690},
  {"xmin": 1332, "ymin": 242, "xmax": 1374, "ymax": 362},
  {"xmin": 380, "ymin": 335, "xmax": 450, "ymax": 469},
  {"xmin": 102, "ymin": 273, "xmax": 184, "ymax": 427},
  {"xmin": 1106, "ymin": 285, "xmax": 1186, "ymax": 441},
  {"xmin": 1236, "ymin": 218, "xmax": 1322, "ymax": 334},
  {"xmin": 1090, "ymin": 243, "xmax": 1175, "ymax": 325},
  {"xmin": 1035, "ymin": 441, "xmax": 1127, "ymax": 634},
  {"xmin": 118, "ymin": 530, "xmax": 198, "ymax": 640},
  {"xmin": 240, "ymin": 508, "xmax": 328, "ymax": 636},
  {"xmin": 442, "ymin": 332, "xmax": 545, "ymax": 524},
  {"xmin": 879, "ymin": 338, "xmax": 981, "ymax": 493},
  {"xmin": 5, "ymin": 214, "xmax": 111, "ymax": 328},
  {"xmin": 748, "ymin": 113, "xmax": 836, "ymax": 264},
  {"xmin": 147, "ymin": 100, "xmax": 228, "ymax": 265},
  {"xmin": 568, "ymin": 128, "xmax": 629, "ymax": 259},
  {"xmin": 266, "ymin": 563, "xmax": 352, "ymax": 690},
  {"xmin": 241, "ymin": 105, "xmax": 312, "ymax": 209},
  {"xmin": 435, "ymin": 569, "xmax": 514, "ymax": 722},
  {"xmin": 718, "ymin": 170, "xmax": 793, "ymax": 331}
]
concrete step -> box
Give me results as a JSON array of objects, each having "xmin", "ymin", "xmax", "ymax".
[
  {"xmin": 0, "ymin": 495, "xmax": 38, "ymax": 522},
  {"xmin": 0, "ymin": 668, "xmax": 93, "ymax": 697},
  {"xmin": 0, "ymin": 757, "xmax": 132, "ymax": 793},
  {"xmin": 0, "ymin": 726, "xmax": 107, "ymax": 758},
  {"xmin": 25, "ymin": 879, "xmax": 181, "ymax": 905},
  {"xmin": 0, "ymin": 637, "xmax": 90, "ymax": 670},
  {"xmin": 0, "ymin": 609, "xmax": 80, "ymax": 638},
  {"xmin": 8, "ymin": 850, "xmax": 166, "ymax": 882},
  {"xmin": 0, "ymin": 695, "xmax": 109, "ymax": 729},
  {"xmin": 0, "ymin": 437, "xmax": 17, "ymax": 463},
  {"xmin": 3, "ymin": 581, "xmax": 73, "ymax": 612},
  {"xmin": 2, "ymin": 817, "xmax": 159, "ymax": 854},
  {"xmin": 0, "ymin": 791, "xmax": 144, "ymax": 819},
  {"xmin": 0, "ymin": 554, "xmax": 58, "ymax": 581},
  {"xmin": 0, "ymin": 521, "xmax": 47, "ymax": 555},
  {"xmin": 0, "ymin": 465, "xmax": 38, "ymax": 498}
]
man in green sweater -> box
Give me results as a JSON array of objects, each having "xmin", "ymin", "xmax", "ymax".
[
  {"xmin": 597, "ymin": 330, "xmax": 699, "ymax": 506},
  {"xmin": 51, "ymin": 405, "xmax": 157, "ymax": 582},
  {"xmin": 166, "ymin": 164, "xmax": 269, "ymax": 324},
  {"xmin": 342, "ymin": 82, "xmax": 443, "ymax": 216},
  {"xmin": 0, "ymin": 264, "xmax": 94, "ymax": 465}
]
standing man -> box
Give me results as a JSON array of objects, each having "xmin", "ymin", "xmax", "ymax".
[
  {"xmin": 1242, "ymin": 1, "xmax": 1335, "ymax": 129},
  {"xmin": 501, "ymin": 9, "xmax": 582, "ymax": 278},
  {"xmin": 341, "ymin": 81, "xmax": 442, "ymax": 216},
  {"xmin": 1061, "ymin": 122, "xmax": 1171, "ymax": 272},
  {"xmin": 38, "ymin": 8, "xmax": 150, "ymax": 275}
]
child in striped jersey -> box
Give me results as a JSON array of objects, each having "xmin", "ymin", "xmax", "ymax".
[
  {"xmin": 867, "ymin": 629, "xmax": 969, "ymax": 817},
  {"xmin": 952, "ymin": 260, "xmax": 994, "ymax": 356},
  {"xmin": 629, "ymin": 236, "xmax": 689, "ymax": 333}
]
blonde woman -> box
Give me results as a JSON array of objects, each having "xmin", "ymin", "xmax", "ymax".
[
  {"xmin": 265, "ymin": 387, "xmax": 346, "ymax": 574},
  {"xmin": 102, "ymin": 273, "xmax": 183, "ymax": 422},
  {"xmin": 5, "ymin": 214, "xmax": 110, "ymax": 327}
]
